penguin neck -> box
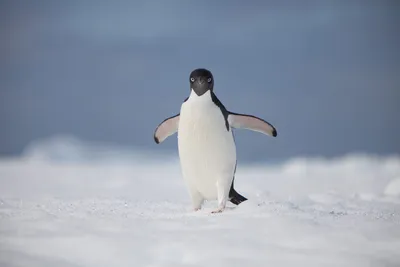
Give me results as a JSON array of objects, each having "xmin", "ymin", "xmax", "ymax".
[{"xmin": 188, "ymin": 89, "xmax": 212, "ymax": 104}]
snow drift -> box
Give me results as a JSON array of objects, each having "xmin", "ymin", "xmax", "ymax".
[{"xmin": 0, "ymin": 136, "xmax": 399, "ymax": 267}]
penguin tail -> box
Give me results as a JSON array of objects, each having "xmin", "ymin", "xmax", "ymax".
[{"xmin": 229, "ymin": 188, "xmax": 248, "ymax": 205}]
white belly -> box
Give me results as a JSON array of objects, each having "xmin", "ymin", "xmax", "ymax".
[{"xmin": 177, "ymin": 92, "xmax": 236, "ymax": 200}]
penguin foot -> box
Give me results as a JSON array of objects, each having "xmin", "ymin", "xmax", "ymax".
[{"xmin": 211, "ymin": 207, "xmax": 225, "ymax": 214}]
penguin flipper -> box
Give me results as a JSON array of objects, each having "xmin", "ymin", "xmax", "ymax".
[
  {"xmin": 154, "ymin": 114, "xmax": 180, "ymax": 144},
  {"xmin": 228, "ymin": 112, "xmax": 277, "ymax": 137}
]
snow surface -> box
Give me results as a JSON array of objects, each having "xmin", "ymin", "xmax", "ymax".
[{"xmin": 1, "ymin": 137, "xmax": 400, "ymax": 267}]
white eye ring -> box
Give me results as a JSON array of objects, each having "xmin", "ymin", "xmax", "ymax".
[
  {"xmin": 207, "ymin": 77, "xmax": 212, "ymax": 83},
  {"xmin": 190, "ymin": 77, "xmax": 195, "ymax": 82}
]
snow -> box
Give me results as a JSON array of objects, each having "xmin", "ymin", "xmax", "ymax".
[
  {"xmin": 385, "ymin": 178, "xmax": 400, "ymax": 197},
  {"xmin": 1, "ymin": 137, "xmax": 400, "ymax": 266}
]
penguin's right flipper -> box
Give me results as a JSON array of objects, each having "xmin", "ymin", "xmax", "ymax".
[{"xmin": 154, "ymin": 114, "xmax": 180, "ymax": 144}]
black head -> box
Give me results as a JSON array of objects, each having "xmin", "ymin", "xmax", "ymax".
[{"xmin": 189, "ymin": 68, "xmax": 214, "ymax": 96}]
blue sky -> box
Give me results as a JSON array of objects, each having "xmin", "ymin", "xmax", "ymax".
[{"xmin": 1, "ymin": 1, "xmax": 399, "ymax": 162}]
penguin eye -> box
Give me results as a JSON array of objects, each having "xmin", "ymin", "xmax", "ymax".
[
  {"xmin": 190, "ymin": 77, "xmax": 195, "ymax": 82},
  {"xmin": 207, "ymin": 77, "xmax": 212, "ymax": 83}
]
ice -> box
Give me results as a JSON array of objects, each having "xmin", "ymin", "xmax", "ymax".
[
  {"xmin": 0, "ymin": 137, "xmax": 399, "ymax": 266},
  {"xmin": 384, "ymin": 178, "xmax": 400, "ymax": 197}
]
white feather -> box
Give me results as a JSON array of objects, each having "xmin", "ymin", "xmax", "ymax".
[{"xmin": 177, "ymin": 90, "xmax": 236, "ymax": 209}]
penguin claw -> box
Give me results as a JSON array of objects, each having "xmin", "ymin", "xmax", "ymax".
[{"xmin": 211, "ymin": 208, "xmax": 224, "ymax": 214}]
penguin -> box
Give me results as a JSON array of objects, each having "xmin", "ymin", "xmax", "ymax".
[{"xmin": 154, "ymin": 68, "xmax": 277, "ymax": 213}]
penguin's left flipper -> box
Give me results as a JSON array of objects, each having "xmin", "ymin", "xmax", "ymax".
[
  {"xmin": 154, "ymin": 114, "xmax": 180, "ymax": 144},
  {"xmin": 228, "ymin": 112, "xmax": 277, "ymax": 137}
]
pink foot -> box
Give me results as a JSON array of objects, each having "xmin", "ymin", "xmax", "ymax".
[{"xmin": 211, "ymin": 207, "xmax": 224, "ymax": 214}]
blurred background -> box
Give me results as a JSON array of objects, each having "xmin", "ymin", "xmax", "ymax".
[{"xmin": 1, "ymin": 0, "xmax": 399, "ymax": 163}]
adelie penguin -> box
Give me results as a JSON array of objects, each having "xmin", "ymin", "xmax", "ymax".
[{"xmin": 154, "ymin": 68, "xmax": 277, "ymax": 213}]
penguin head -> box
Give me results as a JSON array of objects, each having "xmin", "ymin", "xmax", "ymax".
[{"xmin": 189, "ymin": 68, "xmax": 214, "ymax": 96}]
